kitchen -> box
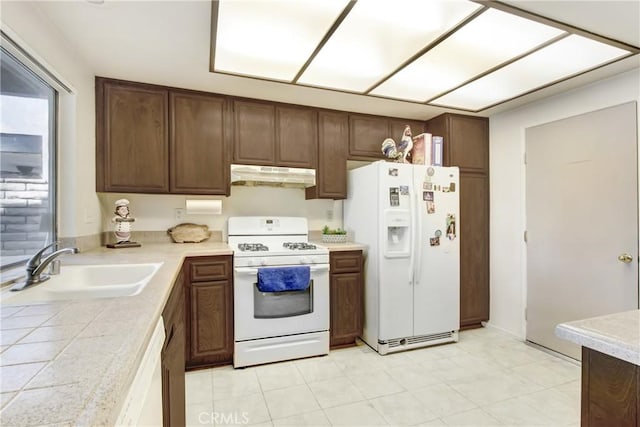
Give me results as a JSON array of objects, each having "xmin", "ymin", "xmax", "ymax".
[{"xmin": 1, "ymin": 1, "xmax": 639, "ymax": 426}]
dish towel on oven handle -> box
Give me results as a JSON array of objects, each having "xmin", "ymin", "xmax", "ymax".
[{"xmin": 257, "ymin": 266, "xmax": 311, "ymax": 292}]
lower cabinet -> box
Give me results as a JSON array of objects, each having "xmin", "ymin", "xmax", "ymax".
[
  {"xmin": 184, "ymin": 255, "xmax": 234, "ymax": 369},
  {"xmin": 581, "ymin": 347, "xmax": 639, "ymax": 426},
  {"xmin": 330, "ymin": 250, "xmax": 363, "ymax": 348},
  {"xmin": 161, "ymin": 269, "xmax": 186, "ymax": 427}
]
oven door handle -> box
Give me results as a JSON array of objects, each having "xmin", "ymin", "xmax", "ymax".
[{"xmin": 234, "ymin": 265, "xmax": 330, "ymax": 275}]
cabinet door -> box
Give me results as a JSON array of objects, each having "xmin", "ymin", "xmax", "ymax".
[
  {"xmin": 233, "ymin": 100, "xmax": 276, "ymax": 165},
  {"xmin": 459, "ymin": 173, "xmax": 490, "ymax": 327},
  {"xmin": 162, "ymin": 323, "xmax": 185, "ymax": 427},
  {"xmin": 330, "ymin": 272, "xmax": 363, "ymax": 347},
  {"xmin": 188, "ymin": 280, "xmax": 233, "ymax": 365},
  {"xmin": 307, "ymin": 111, "xmax": 348, "ymax": 199},
  {"xmin": 448, "ymin": 115, "xmax": 489, "ymax": 173},
  {"xmin": 97, "ymin": 79, "xmax": 169, "ymax": 192},
  {"xmin": 348, "ymin": 114, "xmax": 389, "ymax": 160},
  {"xmin": 276, "ymin": 106, "xmax": 317, "ymax": 168},
  {"xmin": 170, "ymin": 92, "xmax": 230, "ymax": 195}
]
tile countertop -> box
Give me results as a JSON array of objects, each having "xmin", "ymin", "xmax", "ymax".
[
  {"xmin": 0, "ymin": 241, "xmax": 232, "ymax": 427},
  {"xmin": 555, "ymin": 309, "xmax": 640, "ymax": 366},
  {"xmin": 311, "ymin": 241, "xmax": 367, "ymax": 252}
]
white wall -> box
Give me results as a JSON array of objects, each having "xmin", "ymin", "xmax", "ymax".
[
  {"xmin": 98, "ymin": 188, "xmax": 342, "ymax": 239},
  {"xmin": 489, "ymin": 68, "xmax": 640, "ymax": 338},
  {"xmin": 1, "ymin": 1, "xmax": 101, "ymax": 239}
]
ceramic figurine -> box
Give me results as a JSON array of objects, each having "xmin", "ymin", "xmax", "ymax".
[
  {"xmin": 396, "ymin": 125, "xmax": 413, "ymax": 164},
  {"xmin": 107, "ymin": 199, "xmax": 141, "ymax": 248}
]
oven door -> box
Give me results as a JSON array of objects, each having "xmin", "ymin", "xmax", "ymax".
[{"xmin": 234, "ymin": 263, "xmax": 330, "ymax": 341}]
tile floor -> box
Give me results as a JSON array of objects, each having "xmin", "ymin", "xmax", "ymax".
[{"xmin": 185, "ymin": 327, "xmax": 581, "ymax": 426}]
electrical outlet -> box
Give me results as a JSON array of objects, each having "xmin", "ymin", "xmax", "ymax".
[
  {"xmin": 326, "ymin": 209, "xmax": 333, "ymax": 220},
  {"xmin": 175, "ymin": 208, "xmax": 185, "ymax": 221}
]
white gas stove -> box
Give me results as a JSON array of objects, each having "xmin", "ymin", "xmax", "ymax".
[{"xmin": 228, "ymin": 216, "xmax": 330, "ymax": 368}]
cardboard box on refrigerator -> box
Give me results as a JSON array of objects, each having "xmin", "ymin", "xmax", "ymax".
[{"xmin": 411, "ymin": 133, "xmax": 432, "ymax": 165}]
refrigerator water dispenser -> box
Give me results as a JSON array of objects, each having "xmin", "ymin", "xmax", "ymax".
[{"xmin": 384, "ymin": 211, "xmax": 410, "ymax": 258}]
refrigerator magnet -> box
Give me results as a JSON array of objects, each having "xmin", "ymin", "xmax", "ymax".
[
  {"xmin": 389, "ymin": 187, "xmax": 400, "ymax": 206},
  {"xmin": 427, "ymin": 167, "xmax": 435, "ymax": 176},
  {"xmin": 399, "ymin": 185, "xmax": 409, "ymax": 195},
  {"xmin": 446, "ymin": 213, "xmax": 456, "ymax": 240},
  {"xmin": 423, "ymin": 182, "xmax": 433, "ymax": 190},
  {"xmin": 423, "ymin": 191, "xmax": 434, "ymax": 201},
  {"xmin": 443, "ymin": 186, "xmax": 450, "ymax": 193},
  {"xmin": 388, "ymin": 168, "xmax": 398, "ymax": 176},
  {"xmin": 430, "ymin": 236, "xmax": 440, "ymax": 246},
  {"xmin": 449, "ymin": 182, "xmax": 456, "ymax": 192},
  {"xmin": 435, "ymin": 229, "xmax": 442, "ymax": 237},
  {"xmin": 426, "ymin": 201, "xmax": 435, "ymax": 214}
]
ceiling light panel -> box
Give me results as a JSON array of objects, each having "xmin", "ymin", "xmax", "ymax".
[
  {"xmin": 431, "ymin": 35, "xmax": 631, "ymax": 111},
  {"xmin": 370, "ymin": 8, "xmax": 566, "ymax": 102},
  {"xmin": 297, "ymin": 0, "xmax": 482, "ymax": 92},
  {"xmin": 215, "ymin": 0, "xmax": 350, "ymax": 81}
]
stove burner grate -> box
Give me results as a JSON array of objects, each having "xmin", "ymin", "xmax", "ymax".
[{"xmin": 238, "ymin": 243, "xmax": 269, "ymax": 252}]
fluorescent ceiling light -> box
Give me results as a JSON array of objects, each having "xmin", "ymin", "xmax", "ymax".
[
  {"xmin": 431, "ymin": 35, "xmax": 631, "ymax": 110},
  {"xmin": 297, "ymin": 0, "xmax": 482, "ymax": 92},
  {"xmin": 215, "ymin": 0, "xmax": 350, "ymax": 81},
  {"xmin": 370, "ymin": 8, "xmax": 566, "ymax": 102}
]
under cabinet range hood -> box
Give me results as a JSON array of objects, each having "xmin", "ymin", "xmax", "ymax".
[{"xmin": 230, "ymin": 164, "xmax": 316, "ymax": 188}]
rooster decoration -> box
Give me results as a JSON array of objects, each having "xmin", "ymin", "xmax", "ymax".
[{"xmin": 381, "ymin": 125, "xmax": 413, "ymax": 163}]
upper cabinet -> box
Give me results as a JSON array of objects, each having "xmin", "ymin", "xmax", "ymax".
[
  {"xmin": 170, "ymin": 91, "xmax": 230, "ymax": 195},
  {"xmin": 96, "ymin": 78, "xmax": 230, "ymax": 195},
  {"xmin": 96, "ymin": 78, "xmax": 169, "ymax": 193},
  {"xmin": 306, "ymin": 110, "xmax": 348, "ymax": 200},
  {"xmin": 233, "ymin": 100, "xmax": 317, "ymax": 168},
  {"xmin": 427, "ymin": 114, "xmax": 489, "ymax": 173},
  {"xmin": 348, "ymin": 114, "xmax": 425, "ymax": 160}
]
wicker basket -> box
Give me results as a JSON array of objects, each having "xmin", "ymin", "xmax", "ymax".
[{"xmin": 322, "ymin": 234, "xmax": 347, "ymax": 244}]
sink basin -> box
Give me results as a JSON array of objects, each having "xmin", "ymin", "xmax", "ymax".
[{"xmin": 1, "ymin": 262, "xmax": 163, "ymax": 304}]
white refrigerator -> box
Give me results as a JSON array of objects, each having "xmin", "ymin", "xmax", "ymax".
[{"xmin": 344, "ymin": 160, "xmax": 460, "ymax": 354}]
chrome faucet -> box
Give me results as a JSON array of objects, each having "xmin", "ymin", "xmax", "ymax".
[{"xmin": 10, "ymin": 242, "xmax": 79, "ymax": 291}]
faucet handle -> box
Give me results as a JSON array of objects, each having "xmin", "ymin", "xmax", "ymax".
[{"xmin": 27, "ymin": 241, "xmax": 59, "ymax": 269}]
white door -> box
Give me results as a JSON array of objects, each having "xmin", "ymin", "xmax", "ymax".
[
  {"xmin": 526, "ymin": 102, "xmax": 638, "ymax": 360},
  {"xmin": 413, "ymin": 166, "xmax": 461, "ymax": 336}
]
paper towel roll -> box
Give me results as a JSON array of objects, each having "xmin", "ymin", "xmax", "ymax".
[{"xmin": 185, "ymin": 199, "xmax": 222, "ymax": 215}]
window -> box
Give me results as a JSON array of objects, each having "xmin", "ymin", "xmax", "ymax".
[{"xmin": 0, "ymin": 46, "xmax": 57, "ymax": 270}]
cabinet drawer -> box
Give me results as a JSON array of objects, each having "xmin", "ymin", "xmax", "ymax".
[
  {"xmin": 330, "ymin": 251, "xmax": 362, "ymax": 274},
  {"xmin": 188, "ymin": 256, "xmax": 231, "ymax": 282}
]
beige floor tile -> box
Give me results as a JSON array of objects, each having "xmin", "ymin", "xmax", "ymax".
[
  {"xmin": 384, "ymin": 363, "xmax": 442, "ymax": 390},
  {"xmin": 214, "ymin": 392, "xmax": 270, "ymax": 426},
  {"xmin": 437, "ymin": 354, "xmax": 503, "ymax": 382},
  {"xmin": 256, "ymin": 360, "xmax": 305, "ymax": 391},
  {"xmin": 212, "ymin": 367, "xmax": 261, "ymax": 400},
  {"xmin": 295, "ymin": 356, "xmax": 344, "ymax": 383},
  {"xmin": 375, "ymin": 351, "xmax": 415, "ymax": 369},
  {"xmin": 272, "ymin": 410, "xmax": 331, "ymax": 427},
  {"xmin": 415, "ymin": 419, "xmax": 447, "ymax": 426},
  {"xmin": 332, "ymin": 352, "xmax": 386, "ymax": 378},
  {"xmin": 263, "ymin": 384, "xmax": 320, "ymax": 420},
  {"xmin": 483, "ymin": 397, "xmax": 555, "ymax": 426},
  {"xmin": 411, "ymin": 383, "xmax": 477, "ymax": 418},
  {"xmin": 553, "ymin": 379, "xmax": 581, "ymax": 401},
  {"xmin": 186, "ymin": 402, "xmax": 214, "ymax": 427},
  {"xmin": 509, "ymin": 358, "xmax": 580, "ymax": 388},
  {"xmin": 440, "ymin": 408, "xmax": 503, "ymax": 426},
  {"xmin": 448, "ymin": 370, "xmax": 544, "ymax": 406},
  {"xmin": 349, "ymin": 370, "xmax": 405, "ymax": 399},
  {"xmin": 370, "ymin": 391, "xmax": 438, "ymax": 425},
  {"xmin": 515, "ymin": 388, "xmax": 580, "ymax": 425},
  {"xmin": 323, "ymin": 401, "xmax": 387, "ymax": 426},
  {"xmin": 185, "ymin": 370, "xmax": 214, "ymax": 405},
  {"xmin": 307, "ymin": 377, "xmax": 365, "ymax": 408}
]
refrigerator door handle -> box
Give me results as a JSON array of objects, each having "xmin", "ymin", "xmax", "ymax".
[
  {"xmin": 408, "ymin": 188, "xmax": 416, "ymax": 286},
  {"xmin": 414, "ymin": 190, "xmax": 424, "ymax": 285}
]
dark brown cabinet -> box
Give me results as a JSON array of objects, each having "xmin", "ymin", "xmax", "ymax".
[
  {"xmin": 329, "ymin": 250, "xmax": 363, "ymax": 348},
  {"xmin": 170, "ymin": 91, "xmax": 230, "ymax": 195},
  {"xmin": 184, "ymin": 256, "xmax": 233, "ymax": 369},
  {"xmin": 426, "ymin": 113, "xmax": 490, "ymax": 329},
  {"xmin": 96, "ymin": 78, "xmax": 169, "ymax": 193},
  {"xmin": 233, "ymin": 100, "xmax": 317, "ymax": 168},
  {"xmin": 348, "ymin": 114, "xmax": 425, "ymax": 160},
  {"xmin": 161, "ymin": 269, "xmax": 186, "ymax": 427},
  {"xmin": 581, "ymin": 347, "xmax": 639, "ymax": 426},
  {"xmin": 306, "ymin": 110, "xmax": 348, "ymax": 200},
  {"xmin": 96, "ymin": 77, "xmax": 230, "ymax": 195}
]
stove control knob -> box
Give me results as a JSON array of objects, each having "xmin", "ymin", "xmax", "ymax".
[
  {"xmin": 247, "ymin": 259, "xmax": 255, "ymax": 267},
  {"xmin": 300, "ymin": 257, "xmax": 310, "ymax": 264},
  {"xmin": 260, "ymin": 259, "xmax": 267, "ymax": 266}
]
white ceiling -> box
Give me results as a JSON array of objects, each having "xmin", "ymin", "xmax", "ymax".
[{"xmin": 25, "ymin": 0, "xmax": 640, "ymax": 120}]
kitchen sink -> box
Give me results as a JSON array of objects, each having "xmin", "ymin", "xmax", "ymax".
[{"xmin": 1, "ymin": 262, "xmax": 163, "ymax": 304}]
